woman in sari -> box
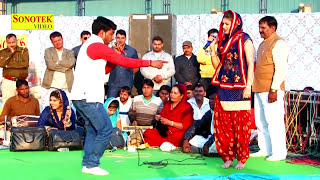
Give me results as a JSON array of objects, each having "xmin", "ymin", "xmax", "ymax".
[
  {"xmin": 144, "ymin": 84, "xmax": 194, "ymax": 151},
  {"xmin": 38, "ymin": 89, "xmax": 76, "ymax": 130},
  {"xmin": 209, "ymin": 10, "xmax": 254, "ymax": 169}
]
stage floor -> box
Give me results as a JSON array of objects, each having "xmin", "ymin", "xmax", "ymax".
[{"xmin": 0, "ymin": 148, "xmax": 319, "ymax": 180}]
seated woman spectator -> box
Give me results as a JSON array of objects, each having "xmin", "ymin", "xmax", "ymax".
[
  {"xmin": 104, "ymin": 97, "xmax": 121, "ymax": 130},
  {"xmin": 144, "ymin": 84, "xmax": 194, "ymax": 151},
  {"xmin": 37, "ymin": 89, "xmax": 76, "ymax": 130},
  {"xmin": 104, "ymin": 97, "xmax": 128, "ymax": 148}
]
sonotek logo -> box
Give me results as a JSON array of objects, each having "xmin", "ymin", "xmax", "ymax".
[{"xmin": 11, "ymin": 14, "xmax": 54, "ymax": 30}]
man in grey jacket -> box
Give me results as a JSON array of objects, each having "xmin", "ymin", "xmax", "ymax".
[{"xmin": 42, "ymin": 31, "xmax": 75, "ymax": 95}]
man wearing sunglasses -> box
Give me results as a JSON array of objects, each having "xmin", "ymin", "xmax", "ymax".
[{"xmin": 72, "ymin": 31, "xmax": 91, "ymax": 61}]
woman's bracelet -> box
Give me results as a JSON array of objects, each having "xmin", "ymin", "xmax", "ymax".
[{"xmin": 171, "ymin": 121, "xmax": 174, "ymax": 126}]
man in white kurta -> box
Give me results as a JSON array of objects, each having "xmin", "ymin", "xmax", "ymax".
[{"xmin": 187, "ymin": 84, "xmax": 210, "ymax": 121}]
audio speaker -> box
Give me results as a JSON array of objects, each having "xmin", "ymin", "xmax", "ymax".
[
  {"xmin": 129, "ymin": 14, "xmax": 152, "ymax": 58},
  {"xmin": 151, "ymin": 14, "xmax": 176, "ymax": 57},
  {"xmin": 129, "ymin": 14, "xmax": 176, "ymax": 57}
]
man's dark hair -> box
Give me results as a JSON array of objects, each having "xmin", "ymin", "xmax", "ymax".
[
  {"xmin": 16, "ymin": 79, "xmax": 29, "ymax": 88},
  {"xmin": 259, "ymin": 16, "xmax": 278, "ymax": 30},
  {"xmin": 6, "ymin": 33, "xmax": 16, "ymax": 40},
  {"xmin": 120, "ymin": 86, "xmax": 131, "ymax": 95},
  {"xmin": 92, "ymin": 16, "xmax": 117, "ymax": 35},
  {"xmin": 142, "ymin": 78, "xmax": 154, "ymax": 88},
  {"xmin": 80, "ymin": 31, "xmax": 91, "ymax": 38},
  {"xmin": 50, "ymin": 31, "xmax": 62, "ymax": 41},
  {"xmin": 194, "ymin": 84, "xmax": 205, "ymax": 91},
  {"xmin": 159, "ymin": 85, "xmax": 171, "ymax": 93},
  {"xmin": 186, "ymin": 85, "xmax": 194, "ymax": 91},
  {"xmin": 116, "ymin": 29, "xmax": 126, "ymax": 37},
  {"xmin": 152, "ymin": 36, "xmax": 163, "ymax": 43},
  {"xmin": 207, "ymin": 28, "xmax": 218, "ymax": 37}
]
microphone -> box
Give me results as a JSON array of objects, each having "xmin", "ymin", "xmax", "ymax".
[
  {"xmin": 203, "ymin": 32, "xmax": 218, "ymax": 50},
  {"xmin": 112, "ymin": 41, "xmax": 125, "ymax": 54},
  {"xmin": 111, "ymin": 41, "xmax": 116, "ymax": 48}
]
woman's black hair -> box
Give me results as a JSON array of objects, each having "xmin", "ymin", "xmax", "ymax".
[
  {"xmin": 223, "ymin": 11, "xmax": 233, "ymax": 20},
  {"xmin": 108, "ymin": 99, "xmax": 119, "ymax": 109},
  {"xmin": 50, "ymin": 90, "xmax": 60, "ymax": 99}
]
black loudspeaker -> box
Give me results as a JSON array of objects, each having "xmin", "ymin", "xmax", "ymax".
[
  {"xmin": 129, "ymin": 14, "xmax": 176, "ymax": 58},
  {"xmin": 129, "ymin": 14, "xmax": 152, "ymax": 58},
  {"xmin": 151, "ymin": 14, "xmax": 176, "ymax": 57}
]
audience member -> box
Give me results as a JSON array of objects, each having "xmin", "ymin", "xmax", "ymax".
[
  {"xmin": 186, "ymin": 85, "xmax": 194, "ymax": 100},
  {"xmin": 72, "ymin": 30, "xmax": 91, "ymax": 60},
  {"xmin": 174, "ymin": 41, "xmax": 200, "ymax": 87},
  {"xmin": 188, "ymin": 84, "xmax": 210, "ymax": 121},
  {"xmin": 157, "ymin": 85, "xmax": 171, "ymax": 112},
  {"xmin": 0, "ymin": 33, "xmax": 29, "ymax": 106},
  {"xmin": 115, "ymin": 86, "xmax": 132, "ymax": 127},
  {"xmin": 104, "ymin": 97, "xmax": 121, "ymax": 129},
  {"xmin": 183, "ymin": 91, "xmax": 217, "ymax": 156},
  {"xmin": 129, "ymin": 79, "xmax": 161, "ymax": 126},
  {"xmin": 140, "ymin": 36, "xmax": 175, "ymax": 95},
  {"xmin": 0, "ymin": 79, "xmax": 40, "ymax": 124},
  {"xmin": 104, "ymin": 97, "xmax": 128, "ymax": 148},
  {"xmin": 37, "ymin": 89, "xmax": 76, "ymax": 130},
  {"xmin": 42, "ymin": 31, "xmax": 76, "ymax": 97},
  {"xmin": 197, "ymin": 28, "xmax": 219, "ymax": 97},
  {"xmin": 144, "ymin": 84, "xmax": 194, "ymax": 151},
  {"xmin": 107, "ymin": 29, "xmax": 139, "ymax": 98}
]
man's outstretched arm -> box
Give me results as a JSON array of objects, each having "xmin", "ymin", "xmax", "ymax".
[{"xmin": 87, "ymin": 43, "xmax": 165, "ymax": 73}]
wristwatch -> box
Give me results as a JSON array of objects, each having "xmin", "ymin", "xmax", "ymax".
[{"xmin": 271, "ymin": 89, "xmax": 277, "ymax": 92}]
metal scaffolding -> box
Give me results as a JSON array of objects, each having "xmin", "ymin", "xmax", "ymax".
[
  {"xmin": 145, "ymin": 0, "xmax": 152, "ymax": 14},
  {"xmin": 221, "ymin": 0, "xmax": 229, "ymax": 12},
  {"xmin": 1, "ymin": 0, "xmax": 7, "ymax": 15},
  {"xmin": 77, "ymin": 0, "xmax": 85, "ymax": 16},
  {"xmin": 163, "ymin": 0, "xmax": 170, "ymax": 14},
  {"xmin": 259, "ymin": 0, "xmax": 268, "ymax": 14}
]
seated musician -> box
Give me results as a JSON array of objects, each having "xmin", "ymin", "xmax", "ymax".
[{"xmin": 0, "ymin": 79, "xmax": 40, "ymax": 124}]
